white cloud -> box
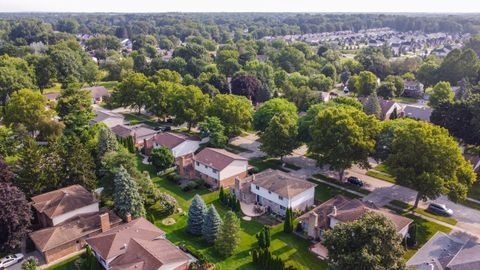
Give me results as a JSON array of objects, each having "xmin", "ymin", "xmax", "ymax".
[{"xmin": 0, "ymin": 0, "xmax": 480, "ymax": 13}]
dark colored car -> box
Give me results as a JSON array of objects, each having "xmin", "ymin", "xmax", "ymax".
[
  {"xmin": 426, "ymin": 203, "xmax": 453, "ymax": 217},
  {"xmin": 347, "ymin": 176, "xmax": 364, "ymax": 187}
]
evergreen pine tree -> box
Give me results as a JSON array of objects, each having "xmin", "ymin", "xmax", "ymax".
[
  {"xmin": 187, "ymin": 194, "xmax": 207, "ymax": 235},
  {"xmin": 80, "ymin": 245, "xmax": 98, "ymax": 270},
  {"xmin": 97, "ymin": 127, "xmax": 119, "ymax": 161},
  {"xmin": 113, "ymin": 166, "xmax": 146, "ymax": 220},
  {"xmin": 215, "ymin": 211, "xmax": 241, "ymax": 257},
  {"xmin": 219, "ymin": 186, "xmax": 225, "ymax": 203},
  {"xmin": 61, "ymin": 137, "xmax": 97, "ymax": 190},
  {"xmin": 202, "ymin": 205, "xmax": 223, "ymax": 244},
  {"xmin": 127, "ymin": 136, "xmax": 135, "ymax": 153},
  {"xmin": 284, "ymin": 208, "xmax": 294, "ymax": 233},
  {"xmin": 256, "ymin": 226, "xmax": 271, "ymax": 249},
  {"xmin": 363, "ymin": 91, "xmax": 382, "ymax": 119}
]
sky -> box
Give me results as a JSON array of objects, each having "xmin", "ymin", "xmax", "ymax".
[{"xmin": 1, "ymin": 0, "xmax": 480, "ymax": 13}]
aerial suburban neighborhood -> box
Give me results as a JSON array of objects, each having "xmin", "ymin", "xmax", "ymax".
[{"xmin": 1, "ymin": 1, "xmax": 480, "ymax": 270}]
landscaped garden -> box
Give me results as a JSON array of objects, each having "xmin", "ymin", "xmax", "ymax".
[{"xmin": 136, "ymin": 155, "xmax": 327, "ymax": 270}]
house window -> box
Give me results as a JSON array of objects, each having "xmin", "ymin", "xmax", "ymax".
[
  {"xmin": 212, "ymin": 169, "xmax": 218, "ymax": 173},
  {"xmin": 278, "ymin": 195, "xmax": 283, "ymax": 200},
  {"xmin": 196, "ymin": 161, "xmax": 199, "ymax": 166},
  {"xmin": 255, "ymin": 185, "xmax": 259, "ymax": 190},
  {"xmin": 280, "ymin": 206, "xmax": 285, "ymax": 210},
  {"xmin": 204, "ymin": 164, "xmax": 208, "ymax": 169},
  {"xmin": 268, "ymin": 191, "xmax": 271, "ymax": 194}
]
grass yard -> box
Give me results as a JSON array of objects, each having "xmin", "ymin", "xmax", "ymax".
[
  {"xmin": 313, "ymin": 174, "xmax": 371, "ymax": 195},
  {"xmin": 389, "ymin": 200, "xmax": 458, "ymax": 226},
  {"xmin": 43, "ymin": 83, "xmax": 62, "ymax": 93},
  {"xmin": 393, "ymin": 96, "xmax": 419, "ymax": 104},
  {"xmin": 224, "ymin": 144, "xmax": 252, "ymax": 154},
  {"xmin": 373, "ymin": 163, "xmax": 390, "ymax": 174},
  {"xmin": 468, "ymin": 181, "xmax": 480, "ymax": 201},
  {"xmin": 248, "ymin": 157, "xmax": 299, "ymax": 173},
  {"xmin": 308, "ymin": 179, "xmax": 362, "ymax": 202},
  {"xmin": 136, "ymin": 155, "xmax": 327, "ymax": 270},
  {"xmin": 45, "ymin": 254, "xmax": 82, "ymax": 270},
  {"xmin": 122, "ymin": 113, "xmax": 162, "ymax": 127},
  {"xmin": 366, "ymin": 170, "xmax": 397, "ymax": 184},
  {"xmin": 96, "ymin": 81, "xmax": 119, "ymax": 91}
]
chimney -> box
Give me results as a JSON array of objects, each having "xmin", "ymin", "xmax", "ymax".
[
  {"xmin": 307, "ymin": 212, "xmax": 318, "ymax": 238},
  {"xmin": 100, "ymin": 213, "xmax": 110, "ymax": 232},
  {"xmin": 234, "ymin": 177, "xmax": 241, "ymax": 198},
  {"xmin": 126, "ymin": 213, "xmax": 132, "ymax": 223},
  {"xmin": 178, "ymin": 155, "xmax": 186, "ymax": 176}
]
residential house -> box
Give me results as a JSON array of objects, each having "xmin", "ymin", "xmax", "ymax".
[
  {"xmin": 90, "ymin": 110, "xmax": 125, "ymax": 128},
  {"xmin": 83, "ymin": 86, "xmax": 110, "ymax": 104},
  {"xmin": 143, "ymin": 132, "xmax": 201, "ymax": 158},
  {"xmin": 29, "ymin": 185, "xmax": 122, "ymax": 263},
  {"xmin": 402, "ymin": 105, "xmax": 433, "ymax": 122},
  {"xmin": 233, "ymin": 169, "xmax": 316, "ymax": 216},
  {"xmin": 299, "ymin": 195, "xmax": 412, "ymax": 240},
  {"xmin": 404, "ymin": 80, "xmax": 424, "ymax": 98},
  {"xmin": 358, "ymin": 97, "xmax": 402, "ymax": 120},
  {"xmin": 406, "ymin": 231, "xmax": 480, "ymax": 270},
  {"xmin": 111, "ymin": 124, "xmax": 158, "ymax": 145},
  {"xmin": 120, "ymin": 39, "xmax": 132, "ymax": 51},
  {"xmin": 43, "ymin": 92, "xmax": 61, "ymax": 102},
  {"xmin": 86, "ymin": 217, "xmax": 192, "ymax": 270},
  {"xmin": 189, "ymin": 147, "xmax": 248, "ymax": 188},
  {"xmin": 431, "ymin": 47, "xmax": 452, "ymax": 57}
]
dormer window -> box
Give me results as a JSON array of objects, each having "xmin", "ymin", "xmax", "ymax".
[
  {"xmin": 255, "ymin": 185, "xmax": 259, "ymax": 190},
  {"xmin": 278, "ymin": 195, "xmax": 283, "ymax": 200}
]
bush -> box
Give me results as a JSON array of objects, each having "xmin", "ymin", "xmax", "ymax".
[
  {"xmin": 194, "ymin": 178, "xmax": 205, "ymax": 188},
  {"xmin": 155, "ymin": 192, "xmax": 178, "ymax": 216},
  {"xmin": 167, "ymin": 173, "xmax": 182, "ymax": 184}
]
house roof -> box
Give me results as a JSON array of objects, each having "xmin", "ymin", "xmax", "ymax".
[
  {"xmin": 144, "ymin": 132, "xmax": 200, "ymax": 150},
  {"xmin": 111, "ymin": 125, "xmax": 135, "ymax": 138},
  {"xmin": 248, "ymin": 169, "xmax": 316, "ymax": 198},
  {"xmin": 194, "ymin": 147, "xmax": 246, "ymax": 171},
  {"xmin": 92, "ymin": 110, "xmax": 124, "ymax": 123},
  {"xmin": 111, "ymin": 124, "xmax": 157, "ymax": 140},
  {"xmin": 83, "ymin": 86, "xmax": 110, "ymax": 100},
  {"xmin": 30, "ymin": 210, "xmax": 121, "ymax": 252},
  {"xmin": 299, "ymin": 195, "xmax": 412, "ymax": 233},
  {"xmin": 358, "ymin": 97, "xmax": 399, "ymax": 119},
  {"xmin": 43, "ymin": 92, "xmax": 61, "ymax": 101},
  {"xmin": 404, "ymin": 80, "xmax": 423, "ymax": 89},
  {"xmin": 403, "ymin": 105, "xmax": 432, "ymax": 122},
  {"xmin": 86, "ymin": 217, "xmax": 165, "ymax": 261},
  {"xmin": 109, "ymin": 238, "xmax": 190, "ymax": 270},
  {"xmin": 31, "ymin": 185, "xmax": 98, "ymax": 219},
  {"xmin": 406, "ymin": 232, "xmax": 468, "ymax": 270},
  {"xmin": 447, "ymin": 239, "xmax": 480, "ymax": 270}
]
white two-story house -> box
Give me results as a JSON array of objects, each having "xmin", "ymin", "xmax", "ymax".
[
  {"xmin": 193, "ymin": 147, "xmax": 248, "ymax": 188},
  {"xmin": 234, "ymin": 169, "xmax": 316, "ymax": 216}
]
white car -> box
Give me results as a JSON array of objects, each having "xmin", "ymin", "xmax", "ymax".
[{"xmin": 0, "ymin": 254, "xmax": 24, "ymax": 269}]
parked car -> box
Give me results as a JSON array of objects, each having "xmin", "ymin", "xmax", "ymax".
[
  {"xmin": 426, "ymin": 203, "xmax": 453, "ymax": 216},
  {"xmin": 347, "ymin": 176, "xmax": 364, "ymax": 187},
  {"xmin": 0, "ymin": 254, "xmax": 24, "ymax": 269}
]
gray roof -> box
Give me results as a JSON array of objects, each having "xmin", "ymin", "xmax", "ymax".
[
  {"xmin": 248, "ymin": 169, "xmax": 316, "ymax": 198},
  {"xmin": 83, "ymin": 86, "xmax": 110, "ymax": 100},
  {"xmin": 403, "ymin": 105, "xmax": 432, "ymax": 122},
  {"xmin": 406, "ymin": 232, "xmax": 480, "ymax": 270}
]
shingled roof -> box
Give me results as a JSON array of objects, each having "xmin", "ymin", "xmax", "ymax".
[
  {"xmin": 31, "ymin": 185, "xmax": 98, "ymax": 219},
  {"xmin": 30, "ymin": 210, "xmax": 121, "ymax": 252},
  {"xmin": 248, "ymin": 169, "xmax": 316, "ymax": 198},
  {"xmin": 194, "ymin": 147, "xmax": 246, "ymax": 171},
  {"xmin": 86, "ymin": 217, "xmax": 165, "ymax": 261},
  {"xmin": 144, "ymin": 132, "xmax": 200, "ymax": 151}
]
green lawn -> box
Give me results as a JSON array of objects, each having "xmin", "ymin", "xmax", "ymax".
[
  {"xmin": 312, "ymin": 174, "xmax": 371, "ymax": 195},
  {"xmin": 122, "ymin": 113, "xmax": 162, "ymax": 127},
  {"xmin": 137, "ymin": 155, "xmax": 326, "ymax": 270},
  {"xmin": 373, "ymin": 163, "xmax": 390, "ymax": 174},
  {"xmin": 468, "ymin": 181, "xmax": 480, "ymax": 201},
  {"xmin": 393, "ymin": 97, "xmax": 419, "ymax": 104},
  {"xmin": 308, "ymin": 179, "xmax": 362, "ymax": 202},
  {"xmin": 43, "ymin": 83, "xmax": 63, "ymax": 93},
  {"xmin": 224, "ymin": 144, "xmax": 252, "ymax": 154},
  {"xmin": 366, "ymin": 170, "xmax": 397, "ymax": 184},
  {"xmin": 96, "ymin": 81, "xmax": 119, "ymax": 92},
  {"xmin": 45, "ymin": 254, "xmax": 82, "ymax": 270},
  {"xmin": 248, "ymin": 158, "xmax": 293, "ymax": 173},
  {"xmin": 389, "ymin": 200, "xmax": 458, "ymax": 226}
]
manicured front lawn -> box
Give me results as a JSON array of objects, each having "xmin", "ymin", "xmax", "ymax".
[
  {"xmin": 122, "ymin": 113, "xmax": 162, "ymax": 127},
  {"xmin": 366, "ymin": 170, "xmax": 397, "ymax": 184},
  {"xmin": 389, "ymin": 200, "xmax": 458, "ymax": 225},
  {"xmin": 393, "ymin": 96, "xmax": 419, "ymax": 104},
  {"xmin": 313, "ymin": 174, "xmax": 371, "ymax": 195},
  {"xmin": 308, "ymin": 179, "xmax": 362, "ymax": 202},
  {"xmin": 96, "ymin": 81, "xmax": 119, "ymax": 91},
  {"xmin": 248, "ymin": 157, "xmax": 294, "ymax": 173},
  {"xmin": 137, "ymin": 155, "xmax": 326, "ymax": 270}
]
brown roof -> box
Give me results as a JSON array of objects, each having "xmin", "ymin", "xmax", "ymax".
[
  {"xmin": 144, "ymin": 132, "xmax": 200, "ymax": 150},
  {"xmin": 194, "ymin": 147, "xmax": 246, "ymax": 171},
  {"xmin": 249, "ymin": 169, "xmax": 316, "ymax": 198},
  {"xmin": 110, "ymin": 238, "xmax": 190, "ymax": 270},
  {"xmin": 111, "ymin": 125, "xmax": 134, "ymax": 138},
  {"xmin": 43, "ymin": 92, "xmax": 61, "ymax": 101},
  {"xmin": 83, "ymin": 86, "xmax": 110, "ymax": 99},
  {"xmin": 30, "ymin": 210, "xmax": 121, "ymax": 252},
  {"xmin": 300, "ymin": 195, "xmax": 412, "ymax": 233},
  {"xmin": 31, "ymin": 185, "xmax": 98, "ymax": 219},
  {"xmin": 86, "ymin": 217, "xmax": 165, "ymax": 261}
]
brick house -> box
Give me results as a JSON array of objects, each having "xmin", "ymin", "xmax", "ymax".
[
  {"xmin": 191, "ymin": 147, "xmax": 249, "ymax": 188},
  {"xmin": 29, "ymin": 185, "xmax": 122, "ymax": 263},
  {"xmin": 86, "ymin": 217, "xmax": 193, "ymax": 270}
]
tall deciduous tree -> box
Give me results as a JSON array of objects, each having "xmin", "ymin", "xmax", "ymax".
[
  {"xmin": 113, "ymin": 166, "xmax": 146, "ymax": 219},
  {"xmin": 215, "ymin": 211, "xmax": 241, "ymax": 257},
  {"xmin": 355, "ymin": 71, "xmax": 378, "ymax": 97},
  {"xmin": 231, "ymin": 74, "xmax": 262, "ymax": 104},
  {"xmin": 61, "ymin": 137, "xmax": 97, "ymax": 191},
  {"xmin": 168, "ymin": 85, "xmax": 210, "ymax": 130},
  {"xmin": 253, "ymin": 98, "xmax": 297, "ymax": 132},
  {"xmin": 57, "ymin": 87, "xmax": 95, "ymax": 137},
  {"xmin": 309, "ymin": 106, "xmax": 380, "ymax": 180},
  {"xmin": 323, "ymin": 212, "xmax": 405, "ymax": 270},
  {"xmin": 202, "ymin": 205, "xmax": 223, "ymax": 245},
  {"xmin": 198, "ymin": 116, "xmax": 228, "ymax": 148},
  {"xmin": 149, "ymin": 147, "xmax": 174, "ymax": 172},
  {"xmin": 428, "ymin": 81, "xmax": 454, "ymax": 108},
  {"xmin": 385, "ymin": 119, "xmax": 477, "ymax": 208},
  {"xmin": 187, "ymin": 194, "xmax": 207, "ymax": 235},
  {"xmin": 208, "ymin": 94, "xmax": 253, "ymax": 138},
  {"xmin": 0, "ymin": 182, "xmax": 31, "ymax": 253},
  {"xmin": 96, "ymin": 127, "xmax": 119, "ymax": 161},
  {"xmin": 110, "ymin": 72, "xmax": 150, "ymax": 114},
  {"xmin": 260, "ymin": 112, "xmax": 300, "ymax": 160},
  {"xmin": 363, "ymin": 91, "xmax": 382, "ymax": 119}
]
